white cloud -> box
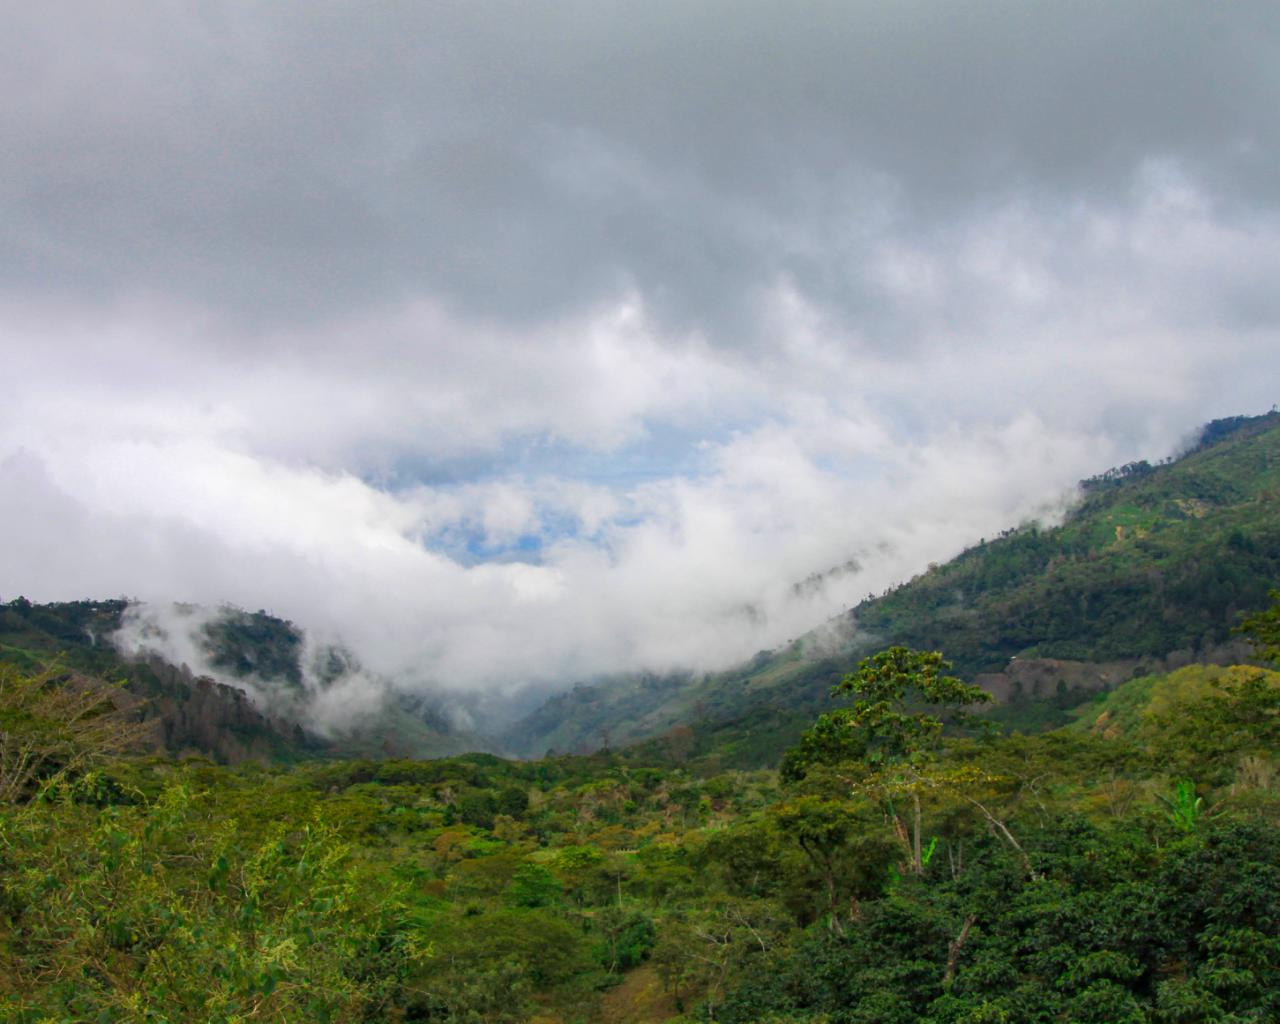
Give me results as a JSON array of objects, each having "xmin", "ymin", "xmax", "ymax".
[
  {"xmin": 0, "ymin": 279, "xmax": 1239, "ymax": 707},
  {"xmin": 4, "ymin": 174, "xmax": 1280, "ymax": 713},
  {"xmin": 3, "ymin": 7, "xmax": 1280, "ymax": 727}
]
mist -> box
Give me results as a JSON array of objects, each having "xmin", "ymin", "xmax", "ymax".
[{"xmin": 3, "ymin": 4, "xmax": 1279, "ymax": 720}]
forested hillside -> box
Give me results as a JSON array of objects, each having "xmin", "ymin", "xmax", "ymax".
[
  {"xmin": 3, "ymin": 416, "xmax": 1280, "ymax": 1022},
  {"xmin": 853, "ymin": 412, "xmax": 1280, "ymax": 673},
  {"xmin": 0, "ymin": 598, "xmax": 318, "ymax": 764},
  {"xmin": 0, "ymin": 599, "xmax": 484, "ymax": 764},
  {"xmin": 3, "ymin": 593, "xmax": 1279, "ymax": 1022},
  {"xmin": 504, "ymin": 413, "xmax": 1280, "ymax": 762}
]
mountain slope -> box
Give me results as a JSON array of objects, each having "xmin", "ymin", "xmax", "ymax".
[
  {"xmin": 506, "ymin": 411, "xmax": 1280, "ymax": 762},
  {"xmin": 0, "ymin": 598, "xmax": 318, "ymax": 763},
  {"xmin": 0, "ymin": 598, "xmax": 491, "ymax": 763},
  {"xmin": 853, "ymin": 411, "xmax": 1280, "ymax": 673}
]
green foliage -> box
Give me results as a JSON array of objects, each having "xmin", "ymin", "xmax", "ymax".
[
  {"xmin": 783, "ymin": 648, "xmax": 991, "ymax": 782},
  {"xmin": 592, "ymin": 907, "xmax": 656, "ymax": 971},
  {"xmin": 1078, "ymin": 663, "xmax": 1280, "ymax": 785},
  {"xmin": 1158, "ymin": 780, "xmax": 1203, "ymax": 833},
  {"xmin": 199, "ymin": 606, "xmax": 305, "ymax": 687},
  {"xmin": 4, "ymin": 592, "xmax": 1280, "ymax": 1021},
  {"xmin": 831, "ymin": 647, "xmax": 992, "ymax": 767},
  {"xmin": 1, "ymin": 697, "xmax": 1278, "ymax": 1023},
  {"xmin": 0, "ymin": 663, "xmax": 146, "ymax": 804},
  {"xmin": 496, "ymin": 783, "xmax": 530, "ymax": 817},
  {"xmin": 0, "ymin": 781, "xmax": 430, "ymax": 1022},
  {"xmin": 1237, "ymin": 586, "xmax": 1280, "ymax": 664},
  {"xmin": 505, "ymin": 861, "xmax": 562, "ymax": 908},
  {"xmin": 779, "ymin": 707, "xmax": 869, "ymax": 783},
  {"xmin": 716, "ymin": 818, "xmax": 1280, "ymax": 1024}
]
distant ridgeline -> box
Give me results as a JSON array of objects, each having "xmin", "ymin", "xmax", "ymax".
[
  {"xmin": 0, "ymin": 598, "xmax": 483, "ymax": 765},
  {"xmin": 502, "ymin": 411, "xmax": 1280, "ymax": 764},
  {"xmin": 4, "ymin": 411, "xmax": 1279, "ymax": 769},
  {"xmin": 0, "ymin": 598, "xmax": 316, "ymax": 764}
]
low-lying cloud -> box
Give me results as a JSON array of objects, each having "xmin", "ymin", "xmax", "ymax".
[
  {"xmin": 2, "ymin": 4, "xmax": 1279, "ymax": 720},
  {"xmin": 110, "ymin": 600, "xmax": 394, "ymax": 737}
]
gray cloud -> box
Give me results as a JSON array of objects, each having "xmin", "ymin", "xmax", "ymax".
[
  {"xmin": 2, "ymin": 4, "xmax": 1279, "ymax": 711},
  {"xmin": 4, "ymin": 2, "xmax": 1279, "ymax": 337}
]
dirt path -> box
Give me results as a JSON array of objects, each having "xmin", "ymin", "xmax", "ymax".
[{"xmin": 597, "ymin": 964, "xmax": 682, "ymax": 1024}]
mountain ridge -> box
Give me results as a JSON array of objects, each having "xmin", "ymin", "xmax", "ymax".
[
  {"xmin": 4, "ymin": 410, "xmax": 1277, "ymax": 767},
  {"xmin": 502, "ymin": 410, "xmax": 1280, "ymax": 761},
  {"xmin": 0, "ymin": 597, "xmax": 494, "ymax": 764}
]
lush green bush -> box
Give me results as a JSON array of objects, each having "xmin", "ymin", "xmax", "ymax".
[{"xmin": 2, "ymin": 622, "xmax": 1279, "ymax": 1024}]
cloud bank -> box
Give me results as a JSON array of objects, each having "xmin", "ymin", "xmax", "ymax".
[{"xmin": 2, "ymin": 3, "xmax": 1279, "ymax": 709}]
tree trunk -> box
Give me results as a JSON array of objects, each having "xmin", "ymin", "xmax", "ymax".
[
  {"xmin": 943, "ymin": 914, "xmax": 977, "ymax": 989},
  {"xmin": 911, "ymin": 790, "xmax": 923, "ymax": 873},
  {"xmin": 824, "ymin": 863, "xmax": 845, "ymax": 936}
]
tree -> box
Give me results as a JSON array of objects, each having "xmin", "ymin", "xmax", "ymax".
[
  {"xmin": 784, "ymin": 648, "xmax": 991, "ymax": 779},
  {"xmin": 0, "ymin": 664, "xmax": 147, "ymax": 804},
  {"xmin": 782, "ymin": 648, "xmax": 992, "ymax": 875},
  {"xmin": 506, "ymin": 861, "xmax": 562, "ymax": 908},
  {"xmin": 771, "ymin": 796, "xmax": 856, "ymax": 932},
  {"xmin": 1237, "ymin": 588, "xmax": 1280, "ymax": 664}
]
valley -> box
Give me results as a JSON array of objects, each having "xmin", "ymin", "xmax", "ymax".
[{"xmin": 2, "ymin": 412, "xmax": 1279, "ymax": 1022}]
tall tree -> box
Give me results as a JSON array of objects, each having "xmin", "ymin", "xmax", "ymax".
[{"xmin": 782, "ymin": 647, "xmax": 991, "ymax": 874}]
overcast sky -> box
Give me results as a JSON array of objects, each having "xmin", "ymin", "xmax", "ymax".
[{"xmin": 3, "ymin": 2, "xmax": 1279, "ymax": 700}]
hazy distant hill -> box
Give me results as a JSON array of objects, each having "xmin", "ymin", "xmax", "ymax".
[
  {"xmin": 0, "ymin": 598, "xmax": 491, "ymax": 764},
  {"xmin": 504, "ymin": 411, "xmax": 1280, "ymax": 763},
  {"xmin": 6, "ymin": 411, "xmax": 1278, "ymax": 768},
  {"xmin": 0, "ymin": 598, "xmax": 314, "ymax": 763}
]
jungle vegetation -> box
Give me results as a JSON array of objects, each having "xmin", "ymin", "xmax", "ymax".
[
  {"xmin": 3, "ymin": 414, "xmax": 1280, "ymax": 1021},
  {"xmin": 501, "ymin": 412, "xmax": 1280, "ymax": 761},
  {"xmin": 1, "ymin": 593, "xmax": 1278, "ymax": 1023}
]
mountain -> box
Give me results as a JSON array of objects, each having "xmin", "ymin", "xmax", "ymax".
[
  {"xmin": 0, "ymin": 598, "xmax": 315, "ymax": 763},
  {"xmin": 6, "ymin": 411, "xmax": 1278, "ymax": 768},
  {"xmin": 504, "ymin": 411, "xmax": 1280, "ymax": 763},
  {"xmin": 0, "ymin": 598, "xmax": 492, "ymax": 764}
]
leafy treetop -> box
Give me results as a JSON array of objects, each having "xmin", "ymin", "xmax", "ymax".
[
  {"xmin": 781, "ymin": 647, "xmax": 990, "ymax": 782},
  {"xmin": 1237, "ymin": 587, "xmax": 1280, "ymax": 665}
]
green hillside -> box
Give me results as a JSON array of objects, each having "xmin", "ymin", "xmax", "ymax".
[
  {"xmin": 4, "ymin": 597, "xmax": 1279, "ymax": 1022},
  {"xmin": 1069, "ymin": 662, "xmax": 1280, "ymax": 782},
  {"xmin": 0, "ymin": 598, "xmax": 484, "ymax": 764},
  {"xmin": 0, "ymin": 598, "xmax": 319, "ymax": 764},
  {"xmin": 505, "ymin": 412, "xmax": 1280, "ymax": 762},
  {"xmin": 854, "ymin": 412, "xmax": 1280, "ymax": 673}
]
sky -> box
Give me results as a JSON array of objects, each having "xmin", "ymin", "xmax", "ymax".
[{"xmin": 3, "ymin": 2, "xmax": 1280, "ymax": 708}]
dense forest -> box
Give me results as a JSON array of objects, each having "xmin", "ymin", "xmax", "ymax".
[
  {"xmin": 2, "ymin": 414, "xmax": 1279, "ymax": 1022},
  {"xmin": 2, "ymin": 593, "xmax": 1279, "ymax": 1021},
  {"xmin": 503, "ymin": 412, "xmax": 1280, "ymax": 763}
]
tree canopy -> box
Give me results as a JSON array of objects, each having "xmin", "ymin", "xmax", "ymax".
[{"xmin": 781, "ymin": 647, "xmax": 991, "ymax": 782}]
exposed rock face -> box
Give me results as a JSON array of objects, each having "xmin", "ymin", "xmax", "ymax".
[
  {"xmin": 974, "ymin": 640, "xmax": 1256, "ymax": 703},
  {"xmin": 975, "ymin": 658, "xmax": 1140, "ymax": 703}
]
